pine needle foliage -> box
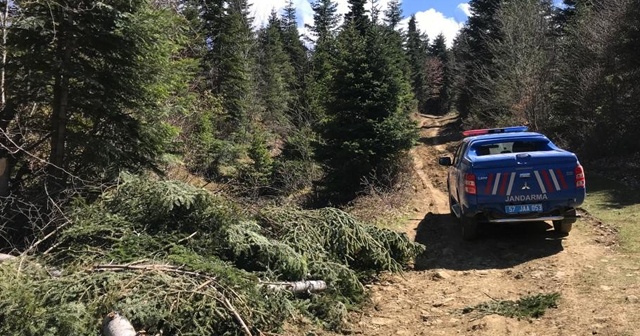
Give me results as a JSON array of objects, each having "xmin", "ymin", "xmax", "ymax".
[
  {"xmin": 0, "ymin": 173, "xmax": 423, "ymax": 334},
  {"xmin": 462, "ymin": 293, "xmax": 560, "ymax": 319}
]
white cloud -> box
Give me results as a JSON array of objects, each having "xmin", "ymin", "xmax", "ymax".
[
  {"xmin": 249, "ymin": 1, "xmax": 465, "ymax": 48},
  {"xmin": 400, "ymin": 9, "xmax": 464, "ymax": 48},
  {"xmin": 249, "ymin": 0, "xmax": 314, "ymax": 29},
  {"xmin": 250, "ymin": 0, "xmax": 398, "ymax": 29},
  {"xmin": 457, "ymin": 2, "xmax": 472, "ymax": 17}
]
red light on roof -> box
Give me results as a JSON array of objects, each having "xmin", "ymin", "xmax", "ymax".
[
  {"xmin": 462, "ymin": 126, "xmax": 529, "ymax": 137},
  {"xmin": 462, "ymin": 129, "xmax": 489, "ymax": 136}
]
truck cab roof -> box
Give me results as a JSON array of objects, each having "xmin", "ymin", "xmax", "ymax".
[{"xmin": 464, "ymin": 132, "xmax": 548, "ymax": 144}]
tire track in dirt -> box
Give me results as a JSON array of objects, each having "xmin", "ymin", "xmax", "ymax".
[{"xmin": 339, "ymin": 113, "xmax": 640, "ymax": 336}]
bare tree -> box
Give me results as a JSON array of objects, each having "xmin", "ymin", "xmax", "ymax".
[{"xmin": 483, "ymin": 0, "xmax": 557, "ymax": 129}]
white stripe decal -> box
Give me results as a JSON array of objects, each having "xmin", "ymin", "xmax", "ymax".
[
  {"xmin": 492, "ymin": 173, "xmax": 502, "ymax": 195},
  {"xmin": 534, "ymin": 171, "xmax": 547, "ymax": 194},
  {"xmin": 549, "ymin": 169, "xmax": 561, "ymax": 191},
  {"xmin": 506, "ymin": 172, "xmax": 516, "ymax": 195}
]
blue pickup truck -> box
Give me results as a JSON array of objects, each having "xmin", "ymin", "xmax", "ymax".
[{"xmin": 438, "ymin": 126, "xmax": 586, "ymax": 240}]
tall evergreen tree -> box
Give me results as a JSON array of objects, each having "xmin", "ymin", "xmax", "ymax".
[
  {"xmin": 344, "ymin": 0, "xmax": 369, "ymax": 33},
  {"xmin": 316, "ymin": 10, "xmax": 416, "ymax": 202},
  {"xmin": 383, "ymin": 0, "xmax": 403, "ymax": 29},
  {"xmin": 256, "ymin": 11, "xmax": 295, "ymax": 129},
  {"xmin": 427, "ymin": 33, "xmax": 451, "ymax": 114},
  {"xmin": 308, "ymin": 0, "xmax": 340, "ymax": 41},
  {"xmin": 306, "ymin": 0, "xmax": 340, "ymax": 125},
  {"xmin": 454, "ymin": 0, "xmax": 503, "ymax": 119},
  {"xmin": 202, "ymin": 0, "xmax": 254, "ymax": 131},
  {"xmin": 6, "ymin": 0, "xmax": 178, "ymax": 190},
  {"xmin": 405, "ymin": 15, "xmax": 428, "ymax": 113},
  {"xmin": 552, "ymin": 0, "xmax": 633, "ymax": 157},
  {"xmin": 280, "ymin": 0, "xmax": 309, "ymax": 126},
  {"xmin": 281, "ymin": 0, "xmax": 307, "ymax": 80}
]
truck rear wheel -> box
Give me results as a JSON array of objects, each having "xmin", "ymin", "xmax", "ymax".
[
  {"xmin": 553, "ymin": 220, "xmax": 573, "ymax": 234},
  {"xmin": 461, "ymin": 217, "xmax": 478, "ymax": 241},
  {"xmin": 553, "ymin": 209, "xmax": 576, "ymax": 234}
]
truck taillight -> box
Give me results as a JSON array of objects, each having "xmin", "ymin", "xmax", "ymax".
[
  {"xmin": 464, "ymin": 173, "xmax": 477, "ymax": 195},
  {"xmin": 575, "ymin": 165, "xmax": 585, "ymax": 188}
]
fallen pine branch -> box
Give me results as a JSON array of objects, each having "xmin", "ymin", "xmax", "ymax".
[
  {"xmin": 92, "ymin": 263, "xmax": 254, "ymax": 335},
  {"xmin": 262, "ymin": 280, "xmax": 327, "ymax": 293},
  {"xmin": 92, "ymin": 263, "xmax": 216, "ymax": 280},
  {"xmin": 220, "ymin": 297, "xmax": 253, "ymax": 336}
]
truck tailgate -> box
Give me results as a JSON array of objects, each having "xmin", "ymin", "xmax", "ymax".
[{"xmin": 473, "ymin": 152, "xmax": 580, "ymax": 204}]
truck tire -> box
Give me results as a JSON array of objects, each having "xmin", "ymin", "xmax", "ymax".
[
  {"xmin": 461, "ymin": 217, "xmax": 478, "ymax": 241},
  {"xmin": 553, "ymin": 209, "xmax": 576, "ymax": 234},
  {"xmin": 553, "ymin": 220, "xmax": 573, "ymax": 234}
]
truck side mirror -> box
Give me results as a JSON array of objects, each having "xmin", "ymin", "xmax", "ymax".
[{"xmin": 438, "ymin": 157, "xmax": 452, "ymax": 166}]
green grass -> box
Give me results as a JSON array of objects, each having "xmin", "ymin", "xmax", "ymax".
[
  {"xmin": 462, "ymin": 293, "xmax": 560, "ymax": 319},
  {"xmin": 582, "ymin": 174, "xmax": 640, "ymax": 253}
]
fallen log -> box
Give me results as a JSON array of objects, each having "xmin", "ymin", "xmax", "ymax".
[
  {"xmin": 101, "ymin": 311, "xmax": 136, "ymax": 336},
  {"xmin": 0, "ymin": 253, "xmax": 15, "ymax": 263},
  {"xmin": 263, "ymin": 280, "xmax": 327, "ymax": 293}
]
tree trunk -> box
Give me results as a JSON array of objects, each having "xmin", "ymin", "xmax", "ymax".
[
  {"xmin": 101, "ymin": 312, "xmax": 136, "ymax": 336},
  {"xmin": 0, "ymin": 0, "xmax": 12, "ymax": 197},
  {"xmin": 263, "ymin": 280, "xmax": 327, "ymax": 293},
  {"xmin": 47, "ymin": 18, "xmax": 73, "ymax": 189},
  {"xmin": 0, "ymin": 253, "xmax": 15, "ymax": 263}
]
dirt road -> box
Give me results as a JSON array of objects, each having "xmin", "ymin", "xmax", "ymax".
[{"xmin": 342, "ymin": 113, "xmax": 640, "ymax": 336}]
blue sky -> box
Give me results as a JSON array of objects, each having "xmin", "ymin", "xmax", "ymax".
[
  {"xmin": 249, "ymin": 0, "xmax": 566, "ymax": 47},
  {"xmin": 401, "ymin": 0, "xmax": 470, "ymax": 23}
]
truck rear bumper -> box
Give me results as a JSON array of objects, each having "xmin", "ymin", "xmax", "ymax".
[
  {"xmin": 487, "ymin": 216, "xmax": 564, "ymax": 223},
  {"xmin": 462, "ymin": 205, "xmax": 580, "ymax": 224}
]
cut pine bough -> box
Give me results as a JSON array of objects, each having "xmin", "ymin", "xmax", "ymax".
[
  {"xmin": 93, "ymin": 263, "xmax": 327, "ymax": 293},
  {"xmin": 0, "ymin": 175, "xmax": 423, "ymax": 335},
  {"xmin": 92, "ymin": 263, "xmax": 326, "ymax": 335}
]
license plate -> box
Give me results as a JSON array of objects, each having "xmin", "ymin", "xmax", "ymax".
[{"xmin": 505, "ymin": 204, "xmax": 543, "ymax": 214}]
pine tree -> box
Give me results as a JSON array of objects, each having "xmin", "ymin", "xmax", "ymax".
[
  {"xmin": 383, "ymin": 0, "xmax": 403, "ymax": 29},
  {"xmin": 6, "ymin": 0, "xmax": 179, "ymax": 190},
  {"xmin": 426, "ymin": 34, "xmax": 451, "ymax": 114},
  {"xmin": 281, "ymin": 0, "xmax": 307, "ymax": 80},
  {"xmin": 406, "ymin": 15, "xmax": 428, "ymax": 113},
  {"xmin": 453, "ymin": 0, "xmax": 503, "ymax": 120},
  {"xmin": 306, "ymin": 0, "xmax": 340, "ymax": 124},
  {"xmin": 280, "ymin": 0, "xmax": 309, "ymax": 126},
  {"xmin": 608, "ymin": 0, "xmax": 640, "ymax": 155},
  {"xmin": 345, "ymin": 0, "xmax": 369, "ymax": 33},
  {"xmin": 552, "ymin": 0, "xmax": 634, "ymax": 157},
  {"xmin": 316, "ymin": 11, "xmax": 416, "ymax": 202},
  {"xmin": 256, "ymin": 11, "xmax": 295, "ymax": 129},
  {"xmin": 308, "ymin": 0, "xmax": 340, "ymax": 41},
  {"xmin": 202, "ymin": 0, "xmax": 254, "ymax": 132}
]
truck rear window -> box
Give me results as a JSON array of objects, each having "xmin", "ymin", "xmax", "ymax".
[{"xmin": 472, "ymin": 140, "xmax": 550, "ymax": 156}]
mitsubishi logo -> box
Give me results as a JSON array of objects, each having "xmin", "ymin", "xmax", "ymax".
[{"xmin": 522, "ymin": 182, "xmax": 531, "ymax": 190}]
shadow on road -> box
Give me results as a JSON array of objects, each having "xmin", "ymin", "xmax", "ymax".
[{"xmin": 412, "ymin": 212, "xmax": 565, "ymax": 271}]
